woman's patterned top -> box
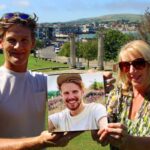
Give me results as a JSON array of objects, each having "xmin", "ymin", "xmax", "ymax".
[{"xmin": 106, "ymin": 85, "xmax": 150, "ymax": 136}]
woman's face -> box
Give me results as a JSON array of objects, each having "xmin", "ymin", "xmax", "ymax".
[{"xmin": 120, "ymin": 48, "xmax": 150, "ymax": 91}]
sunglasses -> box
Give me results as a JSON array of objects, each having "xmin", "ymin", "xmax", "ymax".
[
  {"xmin": 1, "ymin": 12, "xmax": 31, "ymax": 21},
  {"xmin": 119, "ymin": 58, "xmax": 147, "ymax": 72}
]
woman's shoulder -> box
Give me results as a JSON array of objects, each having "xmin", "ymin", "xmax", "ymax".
[
  {"xmin": 106, "ymin": 84, "xmax": 132, "ymax": 112},
  {"xmin": 108, "ymin": 83, "xmax": 132, "ymax": 97}
]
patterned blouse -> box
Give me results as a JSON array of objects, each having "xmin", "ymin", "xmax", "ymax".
[{"xmin": 106, "ymin": 85, "xmax": 150, "ymax": 136}]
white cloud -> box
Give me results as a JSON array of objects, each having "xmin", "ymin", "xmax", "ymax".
[
  {"xmin": 103, "ymin": 1, "xmax": 150, "ymax": 12},
  {"xmin": 12, "ymin": 0, "xmax": 30, "ymax": 8},
  {"xmin": 0, "ymin": 4, "xmax": 6, "ymax": 10}
]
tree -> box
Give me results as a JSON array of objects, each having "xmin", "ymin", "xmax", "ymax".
[
  {"xmin": 59, "ymin": 41, "xmax": 83, "ymax": 59},
  {"xmin": 35, "ymin": 39, "xmax": 45, "ymax": 49},
  {"xmin": 31, "ymin": 39, "xmax": 45, "ymax": 56},
  {"xmin": 90, "ymin": 81, "xmax": 104, "ymax": 90},
  {"xmin": 58, "ymin": 29, "xmax": 134, "ymax": 64},
  {"xmin": 104, "ymin": 29, "xmax": 134, "ymax": 61},
  {"xmin": 138, "ymin": 8, "xmax": 150, "ymax": 44},
  {"xmin": 58, "ymin": 42, "xmax": 70, "ymax": 57},
  {"xmin": 81, "ymin": 40, "xmax": 98, "ymax": 68}
]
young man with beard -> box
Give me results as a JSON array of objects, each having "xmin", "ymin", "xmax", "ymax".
[{"xmin": 48, "ymin": 73, "xmax": 108, "ymax": 132}]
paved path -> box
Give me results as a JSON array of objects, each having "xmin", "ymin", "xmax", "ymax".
[
  {"xmin": 47, "ymin": 68, "xmax": 111, "ymax": 75},
  {"xmin": 36, "ymin": 46, "xmax": 56, "ymax": 60}
]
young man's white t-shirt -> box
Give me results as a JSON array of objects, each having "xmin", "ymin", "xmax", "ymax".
[
  {"xmin": 49, "ymin": 102, "xmax": 107, "ymax": 131},
  {"xmin": 0, "ymin": 66, "xmax": 47, "ymax": 138}
]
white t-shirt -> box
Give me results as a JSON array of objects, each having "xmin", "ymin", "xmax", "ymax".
[
  {"xmin": 0, "ymin": 66, "xmax": 47, "ymax": 138},
  {"xmin": 49, "ymin": 102, "xmax": 107, "ymax": 131}
]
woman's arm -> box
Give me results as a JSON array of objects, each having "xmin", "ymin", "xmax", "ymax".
[
  {"xmin": 122, "ymin": 135, "xmax": 150, "ymax": 150},
  {"xmin": 98, "ymin": 123, "xmax": 150, "ymax": 150}
]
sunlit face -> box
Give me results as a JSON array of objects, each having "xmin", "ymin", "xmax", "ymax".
[
  {"xmin": 60, "ymin": 82, "xmax": 84, "ymax": 112},
  {"xmin": 120, "ymin": 48, "xmax": 149, "ymax": 90},
  {"xmin": 0, "ymin": 24, "xmax": 35, "ymax": 72}
]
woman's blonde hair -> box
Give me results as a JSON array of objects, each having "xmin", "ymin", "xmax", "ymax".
[{"xmin": 117, "ymin": 40, "xmax": 150, "ymax": 89}]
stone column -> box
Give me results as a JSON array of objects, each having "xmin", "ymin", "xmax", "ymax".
[
  {"xmin": 69, "ymin": 33, "xmax": 76, "ymax": 68},
  {"xmin": 97, "ymin": 32, "xmax": 104, "ymax": 70}
]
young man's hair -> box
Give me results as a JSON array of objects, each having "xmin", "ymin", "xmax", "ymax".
[
  {"xmin": 58, "ymin": 79, "xmax": 85, "ymax": 91},
  {"xmin": 0, "ymin": 12, "xmax": 38, "ymax": 38},
  {"xmin": 57, "ymin": 73, "xmax": 85, "ymax": 90}
]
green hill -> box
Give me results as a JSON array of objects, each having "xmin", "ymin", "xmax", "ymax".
[
  {"xmin": 65, "ymin": 13, "xmax": 143, "ymax": 24},
  {"xmin": 40, "ymin": 13, "xmax": 143, "ymax": 26}
]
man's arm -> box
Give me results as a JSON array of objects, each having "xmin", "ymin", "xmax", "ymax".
[
  {"xmin": 48, "ymin": 119, "xmax": 56, "ymax": 132},
  {"xmin": 98, "ymin": 116, "xmax": 108, "ymax": 130},
  {"xmin": 0, "ymin": 131, "xmax": 57, "ymax": 150},
  {"xmin": 91, "ymin": 116, "xmax": 108, "ymax": 144}
]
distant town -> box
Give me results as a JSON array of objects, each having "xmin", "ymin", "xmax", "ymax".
[{"xmin": 35, "ymin": 14, "xmax": 141, "ymax": 53}]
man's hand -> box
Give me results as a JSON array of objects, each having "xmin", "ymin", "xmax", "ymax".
[
  {"xmin": 39, "ymin": 131, "xmax": 60, "ymax": 147},
  {"xmin": 40, "ymin": 131, "xmax": 83, "ymax": 147}
]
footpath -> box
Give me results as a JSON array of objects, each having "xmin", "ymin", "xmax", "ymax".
[
  {"xmin": 47, "ymin": 67, "xmax": 115, "ymax": 75},
  {"xmin": 48, "ymin": 68, "xmax": 88, "ymax": 75}
]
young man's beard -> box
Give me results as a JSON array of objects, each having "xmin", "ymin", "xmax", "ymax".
[{"xmin": 65, "ymin": 97, "xmax": 81, "ymax": 111}]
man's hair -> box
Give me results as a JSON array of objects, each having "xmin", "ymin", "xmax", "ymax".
[
  {"xmin": 0, "ymin": 12, "xmax": 38, "ymax": 38},
  {"xmin": 57, "ymin": 73, "xmax": 84, "ymax": 90}
]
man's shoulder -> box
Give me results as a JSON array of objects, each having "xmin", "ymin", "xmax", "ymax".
[
  {"xmin": 49, "ymin": 108, "xmax": 69, "ymax": 119},
  {"xmin": 28, "ymin": 70, "xmax": 48, "ymax": 80},
  {"xmin": 58, "ymin": 108, "xmax": 69, "ymax": 116},
  {"xmin": 86, "ymin": 102, "xmax": 105, "ymax": 111},
  {"xmin": 28, "ymin": 70, "xmax": 47, "ymax": 77},
  {"xmin": 0, "ymin": 66, "xmax": 6, "ymax": 72},
  {"xmin": 83, "ymin": 103, "xmax": 106, "ymax": 118},
  {"xmin": 87, "ymin": 102, "xmax": 104, "ymax": 107}
]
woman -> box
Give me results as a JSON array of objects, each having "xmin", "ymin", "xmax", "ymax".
[{"xmin": 99, "ymin": 40, "xmax": 150, "ymax": 150}]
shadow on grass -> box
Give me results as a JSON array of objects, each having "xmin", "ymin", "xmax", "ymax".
[{"xmin": 48, "ymin": 131, "xmax": 109, "ymax": 150}]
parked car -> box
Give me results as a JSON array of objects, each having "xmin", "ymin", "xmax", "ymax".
[{"xmin": 54, "ymin": 47, "xmax": 60, "ymax": 53}]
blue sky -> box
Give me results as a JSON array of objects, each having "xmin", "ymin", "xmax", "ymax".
[{"xmin": 0, "ymin": 0, "xmax": 150, "ymax": 23}]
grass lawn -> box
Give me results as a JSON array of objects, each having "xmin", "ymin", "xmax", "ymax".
[
  {"xmin": 0, "ymin": 54, "xmax": 4, "ymax": 65},
  {"xmin": 0, "ymin": 54, "xmax": 69, "ymax": 71},
  {"xmin": 48, "ymin": 131, "xmax": 109, "ymax": 150},
  {"xmin": 28, "ymin": 56, "xmax": 68, "ymax": 71}
]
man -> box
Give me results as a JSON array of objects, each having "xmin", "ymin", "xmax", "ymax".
[
  {"xmin": 48, "ymin": 73, "xmax": 108, "ymax": 131},
  {"xmin": 0, "ymin": 12, "xmax": 115, "ymax": 149},
  {"xmin": 0, "ymin": 12, "xmax": 63, "ymax": 149}
]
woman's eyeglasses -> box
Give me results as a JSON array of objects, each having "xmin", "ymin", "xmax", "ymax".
[
  {"xmin": 119, "ymin": 58, "xmax": 147, "ymax": 72},
  {"xmin": 1, "ymin": 13, "xmax": 31, "ymax": 21}
]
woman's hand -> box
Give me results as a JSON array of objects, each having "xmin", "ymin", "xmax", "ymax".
[
  {"xmin": 98, "ymin": 123, "xmax": 129, "ymax": 149},
  {"xmin": 103, "ymin": 72, "xmax": 116, "ymax": 93}
]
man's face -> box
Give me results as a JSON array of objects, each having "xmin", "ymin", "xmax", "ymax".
[
  {"xmin": 0, "ymin": 24, "xmax": 35, "ymax": 72},
  {"xmin": 60, "ymin": 82, "xmax": 84, "ymax": 111}
]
